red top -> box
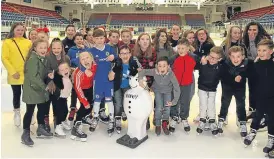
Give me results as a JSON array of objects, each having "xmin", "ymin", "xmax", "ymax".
[
  {"xmin": 74, "ymin": 64, "xmax": 97, "ymax": 107},
  {"xmin": 172, "ymin": 54, "xmax": 196, "ymax": 86}
]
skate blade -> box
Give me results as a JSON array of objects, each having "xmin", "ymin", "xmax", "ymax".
[
  {"xmin": 70, "ymin": 135, "xmax": 87, "ymax": 142},
  {"xmin": 21, "ymin": 141, "xmax": 34, "ymax": 147},
  {"xmin": 36, "ymin": 135, "xmax": 53, "ymax": 139}
]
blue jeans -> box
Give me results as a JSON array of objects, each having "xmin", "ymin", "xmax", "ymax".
[
  {"xmin": 114, "ymin": 87, "xmax": 130, "ymax": 117},
  {"xmin": 154, "ymin": 92, "xmax": 172, "ymax": 126}
]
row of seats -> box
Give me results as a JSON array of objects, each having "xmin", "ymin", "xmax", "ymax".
[
  {"xmin": 185, "ymin": 14, "xmax": 205, "ymax": 26},
  {"xmin": 258, "ymin": 14, "xmax": 274, "ymax": 23},
  {"xmin": 231, "ymin": 5, "xmax": 274, "ymax": 20},
  {"xmin": 1, "ymin": 2, "xmax": 70, "ymax": 24}
]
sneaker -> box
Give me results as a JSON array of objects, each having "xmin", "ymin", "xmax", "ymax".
[
  {"xmin": 239, "ymin": 121, "xmax": 247, "ymax": 137},
  {"xmin": 263, "ymin": 135, "xmax": 274, "ymax": 153},
  {"xmin": 62, "ymin": 121, "xmax": 71, "ymax": 131},
  {"xmin": 55, "ymin": 124, "xmax": 66, "ymax": 137},
  {"xmin": 244, "ymin": 129, "xmax": 257, "ymax": 146},
  {"xmin": 99, "ymin": 108, "xmax": 109, "ymax": 124},
  {"xmin": 182, "ymin": 119, "xmax": 190, "ymax": 132},
  {"xmin": 14, "ymin": 108, "xmax": 21, "ymax": 127}
]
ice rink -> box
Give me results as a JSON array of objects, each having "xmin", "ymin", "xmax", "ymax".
[{"xmin": 1, "ymin": 38, "xmax": 269, "ymax": 158}]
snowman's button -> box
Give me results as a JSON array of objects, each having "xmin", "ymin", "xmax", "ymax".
[
  {"xmin": 129, "ymin": 111, "xmax": 131, "ymax": 113},
  {"xmin": 129, "ymin": 101, "xmax": 131, "ymax": 103},
  {"xmin": 128, "ymin": 106, "xmax": 131, "ymax": 109}
]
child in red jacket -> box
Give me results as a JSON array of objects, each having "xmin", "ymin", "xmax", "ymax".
[
  {"xmin": 71, "ymin": 51, "xmax": 97, "ymax": 142},
  {"xmin": 169, "ymin": 38, "xmax": 199, "ymax": 133}
]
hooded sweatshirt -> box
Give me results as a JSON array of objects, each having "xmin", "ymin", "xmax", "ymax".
[{"xmin": 62, "ymin": 37, "xmax": 75, "ymax": 54}]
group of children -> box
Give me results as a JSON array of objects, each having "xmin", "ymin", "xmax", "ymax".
[{"xmin": 2, "ymin": 22, "xmax": 274, "ymax": 156}]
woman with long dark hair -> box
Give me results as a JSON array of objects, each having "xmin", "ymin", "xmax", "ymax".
[{"xmin": 243, "ymin": 22, "xmax": 271, "ymax": 123}]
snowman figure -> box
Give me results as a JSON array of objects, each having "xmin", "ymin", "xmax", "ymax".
[{"xmin": 116, "ymin": 70, "xmax": 153, "ymax": 149}]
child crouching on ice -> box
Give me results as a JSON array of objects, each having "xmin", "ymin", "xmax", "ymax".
[
  {"xmin": 138, "ymin": 57, "xmax": 180, "ymax": 136},
  {"xmin": 196, "ymin": 46, "xmax": 223, "ymax": 136},
  {"xmin": 71, "ymin": 52, "xmax": 97, "ymax": 142}
]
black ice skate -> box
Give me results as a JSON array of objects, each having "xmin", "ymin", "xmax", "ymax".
[
  {"xmin": 70, "ymin": 121, "xmax": 87, "ymax": 142},
  {"xmin": 182, "ymin": 119, "xmax": 191, "ymax": 133},
  {"xmin": 209, "ymin": 119, "xmax": 219, "ymax": 136},
  {"xmin": 218, "ymin": 118, "xmax": 225, "ymax": 135},
  {"xmin": 108, "ymin": 119, "xmax": 115, "ymax": 137},
  {"xmin": 196, "ymin": 118, "xmax": 206, "ymax": 135},
  {"xmin": 263, "ymin": 135, "xmax": 274, "ymax": 153},
  {"xmin": 82, "ymin": 114, "xmax": 93, "ymax": 126},
  {"xmin": 89, "ymin": 117, "xmax": 99, "ymax": 132},
  {"xmin": 244, "ymin": 129, "xmax": 257, "ymax": 147},
  {"xmin": 36, "ymin": 124, "xmax": 53, "ymax": 138},
  {"xmin": 162, "ymin": 120, "xmax": 170, "ymax": 135},
  {"xmin": 169, "ymin": 116, "xmax": 178, "ymax": 134},
  {"xmin": 21, "ymin": 129, "xmax": 34, "ymax": 146},
  {"xmin": 115, "ymin": 116, "xmax": 122, "ymax": 134},
  {"xmin": 239, "ymin": 121, "xmax": 247, "ymax": 137},
  {"xmin": 99, "ymin": 108, "xmax": 109, "ymax": 124}
]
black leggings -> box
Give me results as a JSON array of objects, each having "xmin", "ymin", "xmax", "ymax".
[
  {"xmin": 23, "ymin": 102, "xmax": 49, "ymax": 130},
  {"xmin": 11, "ymin": 85, "xmax": 23, "ymax": 109},
  {"xmin": 70, "ymin": 88, "xmax": 78, "ymax": 109},
  {"xmin": 55, "ymin": 98, "xmax": 69, "ymax": 125},
  {"xmin": 75, "ymin": 87, "xmax": 93, "ymax": 123},
  {"xmin": 44, "ymin": 94, "xmax": 58, "ymax": 121}
]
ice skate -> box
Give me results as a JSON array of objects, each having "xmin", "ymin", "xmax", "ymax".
[
  {"xmin": 108, "ymin": 119, "xmax": 114, "ymax": 137},
  {"xmin": 115, "ymin": 116, "xmax": 122, "ymax": 134},
  {"xmin": 196, "ymin": 118, "xmax": 206, "ymax": 135},
  {"xmin": 263, "ymin": 135, "xmax": 274, "ymax": 153},
  {"xmin": 55, "ymin": 124, "xmax": 66, "ymax": 138},
  {"xmin": 14, "ymin": 108, "xmax": 21, "ymax": 127},
  {"xmin": 70, "ymin": 121, "xmax": 87, "ymax": 142},
  {"xmin": 204, "ymin": 119, "xmax": 210, "ymax": 131},
  {"xmin": 224, "ymin": 117, "xmax": 228, "ymax": 125},
  {"xmin": 36, "ymin": 124, "xmax": 53, "ymax": 138},
  {"xmin": 217, "ymin": 118, "xmax": 225, "ymax": 135},
  {"xmin": 62, "ymin": 120, "xmax": 72, "ymax": 131},
  {"xmin": 162, "ymin": 120, "xmax": 170, "ymax": 135},
  {"xmin": 182, "ymin": 119, "xmax": 190, "ymax": 133},
  {"xmin": 68, "ymin": 108, "xmax": 77, "ymax": 121},
  {"xmin": 169, "ymin": 116, "xmax": 178, "ymax": 134},
  {"xmin": 99, "ymin": 108, "xmax": 109, "ymax": 124},
  {"xmin": 244, "ymin": 129, "xmax": 256, "ymax": 147},
  {"xmin": 209, "ymin": 119, "xmax": 218, "ymax": 136},
  {"xmin": 89, "ymin": 117, "xmax": 99, "ymax": 132},
  {"xmin": 21, "ymin": 129, "xmax": 34, "ymax": 146},
  {"xmin": 239, "ymin": 121, "xmax": 247, "ymax": 137},
  {"xmin": 82, "ymin": 114, "xmax": 93, "ymax": 126},
  {"xmin": 121, "ymin": 112, "xmax": 127, "ymax": 121},
  {"xmin": 155, "ymin": 126, "xmax": 161, "ymax": 136}
]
